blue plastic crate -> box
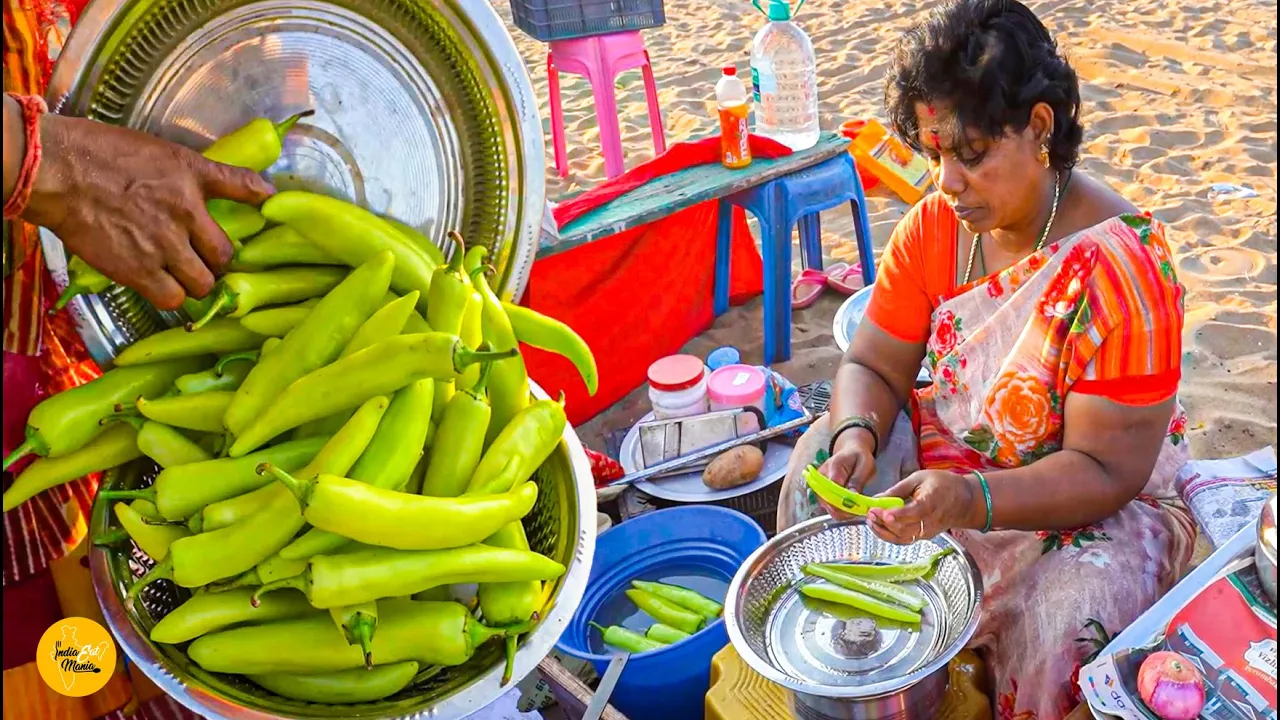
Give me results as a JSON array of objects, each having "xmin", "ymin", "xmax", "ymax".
[{"xmin": 509, "ymin": 0, "xmax": 666, "ymax": 42}]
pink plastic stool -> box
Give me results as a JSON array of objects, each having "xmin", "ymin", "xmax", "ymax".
[{"xmin": 547, "ymin": 30, "xmax": 667, "ymax": 179}]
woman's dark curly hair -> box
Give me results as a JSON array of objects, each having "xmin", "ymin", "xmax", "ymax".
[{"xmin": 885, "ymin": 0, "xmax": 1083, "ymax": 170}]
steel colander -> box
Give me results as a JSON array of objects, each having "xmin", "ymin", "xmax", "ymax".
[{"xmin": 724, "ymin": 517, "xmax": 983, "ymax": 720}]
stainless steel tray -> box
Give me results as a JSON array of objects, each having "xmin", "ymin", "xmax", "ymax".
[{"xmin": 41, "ymin": 0, "xmax": 545, "ymax": 368}]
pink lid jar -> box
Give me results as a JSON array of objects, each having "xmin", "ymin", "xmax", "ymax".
[{"xmin": 706, "ymin": 364, "xmax": 767, "ymax": 413}]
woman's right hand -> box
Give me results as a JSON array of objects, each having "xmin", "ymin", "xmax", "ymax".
[
  {"xmin": 816, "ymin": 428, "xmax": 878, "ymax": 519},
  {"xmin": 22, "ymin": 112, "xmax": 274, "ymax": 311}
]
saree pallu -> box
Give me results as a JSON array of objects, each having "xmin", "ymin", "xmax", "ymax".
[
  {"xmin": 780, "ymin": 213, "xmax": 1197, "ymax": 719},
  {"xmin": 3, "ymin": 0, "xmax": 197, "ymax": 717}
]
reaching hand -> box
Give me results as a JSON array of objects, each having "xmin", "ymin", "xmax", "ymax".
[
  {"xmin": 23, "ymin": 113, "xmax": 275, "ymax": 310},
  {"xmin": 866, "ymin": 469, "xmax": 980, "ymax": 545}
]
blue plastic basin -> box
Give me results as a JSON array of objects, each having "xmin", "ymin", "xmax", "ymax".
[{"xmin": 556, "ymin": 506, "xmax": 767, "ymax": 720}]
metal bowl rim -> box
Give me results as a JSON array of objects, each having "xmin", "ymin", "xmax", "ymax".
[
  {"xmin": 722, "ymin": 515, "xmax": 984, "ymax": 699},
  {"xmin": 1257, "ymin": 492, "xmax": 1277, "ymax": 564}
]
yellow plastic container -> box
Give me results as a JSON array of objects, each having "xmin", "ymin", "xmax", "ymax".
[
  {"xmin": 705, "ymin": 645, "xmax": 992, "ymax": 720},
  {"xmin": 841, "ymin": 118, "xmax": 933, "ymax": 205}
]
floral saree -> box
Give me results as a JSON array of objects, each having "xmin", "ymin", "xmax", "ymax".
[{"xmin": 779, "ymin": 213, "xmax": 1197, "ymax": 719}]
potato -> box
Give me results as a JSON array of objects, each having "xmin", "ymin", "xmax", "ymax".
[{"xmin": 702, "ymin": 445, "xmax": 765, "ymax": 490}]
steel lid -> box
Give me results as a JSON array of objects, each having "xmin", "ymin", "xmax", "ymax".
[
  {"xmin": 1260, "ymin": 492, "xmax": 1277, "ymax": 563},
  {"xmin": 41, "ymin": 0, "xmax": 544, "ymax": 367}
]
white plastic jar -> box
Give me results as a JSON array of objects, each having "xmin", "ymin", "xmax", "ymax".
[{"xmin": 647, "ymin": 354, "xmax": 710, "ymax": 420}]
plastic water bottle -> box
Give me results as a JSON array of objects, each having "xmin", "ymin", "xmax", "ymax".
[
  {"xmin": 750, "ymin": 0, "xmax": 820, "ymax": 151},
  {"xmin": 716, "ymin": 66, "xmax": 752, "ymax": 169}
]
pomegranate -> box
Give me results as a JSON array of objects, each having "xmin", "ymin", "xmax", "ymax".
[{"xmin": 1137, "ymin": 651, "xmax": 1206, "ymax": 720}]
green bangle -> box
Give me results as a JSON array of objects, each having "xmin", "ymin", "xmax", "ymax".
[{"xmin": 973, "ymin": 470, "xmax": 993, "ymax": 533}]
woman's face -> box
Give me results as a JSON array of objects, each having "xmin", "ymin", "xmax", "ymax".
[{"xmin": 914, "ymin": 101, "xmax": 1054, "ymax": 236}]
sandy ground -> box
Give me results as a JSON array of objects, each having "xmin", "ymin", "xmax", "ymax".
[{"xmin": 494, "ymin": 0, "xmax": 1278, "ymax": 463}]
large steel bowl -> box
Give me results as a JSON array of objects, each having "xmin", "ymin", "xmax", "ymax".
[
  {"xmin": 91, "ymin": 380, "xmax": 595, "ymax": 719},
  {"xmin": 41, "ymin": 0, "xmax": 545, "ymax": 367}
]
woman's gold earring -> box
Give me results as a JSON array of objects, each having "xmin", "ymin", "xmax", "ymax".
[{"xmin": 1039, "ymin": 143, "xmax": 1051, "ymax": 168}]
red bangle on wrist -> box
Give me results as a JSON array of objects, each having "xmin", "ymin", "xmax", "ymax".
[{"xmin": 3, "ymin": 93, "xmax": 48, "ymax": 220}]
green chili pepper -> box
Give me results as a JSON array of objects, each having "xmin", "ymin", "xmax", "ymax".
[
  {"xmin": 469, "ymin": 267, "xmax": 531, "ymax": 448},
  {"xmin": 99, "ymin": 436, "xmax": 327, "ymax": 521},
  {"xmin": 150, "ymin": 587, "xmax": 316, "ymax": 645},
  {"xmin": 476, "ymin": 522, "xmax": 542, "ymax": 629},
  {"xmin": 260, "ymin": 464, "xmax": 538, "ymax": 551},
  {"xmin": 330, "ymin": 601, "xmax": 379, "ymax": 668},
  {"xmin": 802, "ymin": 564, "xmax": 926, "ymax": 612},
  {"xmin": 502, "ymin": 302, "xmax": 598, "ymax": 396},
  {"xmin": 205, "ymin": 200, "xmax": 267, "ymax": 248},
  {"xmin": 236, "ymin": 298, "xmax": 320, "ymax": 337},
  {"xmin": 630, "ymin": 580, "xmax": 723, "ymax": 620},
  {"xmin": 251, "ymin": 661, "xmax": 419, "ymax": 704},
  {"xmin": 426, "ymin": 232, "xmax": 475, "ymax": 421},
  {"xmin": 186, "ymin": 267, "xmax": 347, "ymax": 332},
  {"xmin": 3, "ymin": 357, "xmax": 208, "ymax": 471},
  {"xmin": 624, "ymin": 589, "xmax": 705, "ymax": 635},
  {"xmin": 646, "ymin": 624, "xmax": 691, "ymax": 645},
  {"xmin": 234, "ymin": 225, "xmax": 340, "ymax": 269},
  {"xmin": 224, "ymin": 252, "xmax": 394, "ymax": 437},
  {"xmin": 588, "ymin": 622, "xmax": 664, "ymax": 654},
  {"xmin": 130, "ymin": 498, "xmax": 164, "ymax": 522},
  {"xmin": 114, "ymin": 319, "xmax": 264, "ymax": 367},
  {"xmin": 103, "ymin": 501, "xmax": 190, "ymax": 560},
  {"xmin": 3, "ymin": 422, "xmax": 142, "ymax": 512},
  {"xmin": 798, "ymin": 582, "xmax": 922, "ymax": 624},
  {"xmin": 283, "ymin": 378, "xmax": 435, "ymax": 559},
  {"xmin": 803, "ymin": 465, "xmax": 905, "ymax": 516},
  {"xmin": 229, "ymin": 333, "xmax": 513, "ymax": 457},
  {"xmin": 199, "ymin": 396, "xmax": 389, "ymax": 532},
  {"xmin": 132, "ymin": 391, "xmax": 234, "ymax": 433},
  {"xmin": 384, "ymin": 217, "xmax": 446, "ymax": 266},
  {"xmin": 403, "ymin": 455, "xmax": 427, "ymax": 495},
  {"xmin": 135, "ymin": 420, "xmax": 214, "ymax": 468},
  {"xmin": 466, "ymin": 397, "xmax": 567, "ymax": 496},
  {"xmin": 458, "ymin": 247, "xmax": 488, "ymax": 390},
  {"xmin": 253, "ymin": 545, "xmax": 566, "ymax": 609},
  {"xmin": 809, "ymin": 547, "xmax": 955, "ymax": 583},
  {"xmin": 202, "ymin": 111, "xmax": 313, "ymax": 172},
  {"xmin": 421, "ymin": 363, "xmax": 493, "ymax": 498},
  {"xmin": 173, "ymin": 358, "xmax": 255, "ymax": 395},
  {"xmin": 189, "ymin": 600, "xmax": 523, "ymax": 675},
  {"xmin": 52, "ymin": 255, "xmax": 113, "ymax": 312},
  {"xmin": 261, "ymin": 191, "xmax": 435, "ymax": 312}
]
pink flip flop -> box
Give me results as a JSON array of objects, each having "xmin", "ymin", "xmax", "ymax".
[
  {"xmin": 824, "ymin": 262, "xmax": 864, "ymax": 295},
  {"xmin": 791, "ymin": 269, "xmax": 827, "ymax": 309}
]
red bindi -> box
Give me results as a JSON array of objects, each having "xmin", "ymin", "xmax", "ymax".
[
  {"xmin": 925, "ymin": 104, "xmax": 937, "ymax": 117},
  {"xmin": 928, "ymin": 129, "xmax": 941, "ymax": 150}
]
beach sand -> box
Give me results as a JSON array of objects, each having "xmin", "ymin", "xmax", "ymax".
[{"xmin": 496, "ymin": 0, "xmax": 1277, "ymax": 462}]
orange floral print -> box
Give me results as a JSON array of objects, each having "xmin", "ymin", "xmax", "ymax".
[{"xmin": 984, "ymin": 371, "xmax": 1057, "ymax": 462}]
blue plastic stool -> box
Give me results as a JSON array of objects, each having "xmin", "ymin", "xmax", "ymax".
[{"xmin": 713, "ymin": 151, "xmax": 876, "ymax": 364}]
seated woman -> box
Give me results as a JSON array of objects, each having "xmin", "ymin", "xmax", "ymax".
[{"xmin": 777, "ymin": 1, "xmax": 1196, "ymax": 716}]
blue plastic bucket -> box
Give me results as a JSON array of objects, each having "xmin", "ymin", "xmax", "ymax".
[{"xmin": 556, "ymin": 506, "xmax": 767, "ymax": 720}]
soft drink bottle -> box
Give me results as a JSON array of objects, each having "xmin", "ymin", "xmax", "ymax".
[{"xmin": 716, "ymin": 66, "xmax": 752, "ymax": 169}]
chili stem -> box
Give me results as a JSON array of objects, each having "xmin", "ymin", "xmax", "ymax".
[
  {"xmin": 273, "ymin": 109, "xmax": 316, "ymax": 139},
  {"xmin": 257, "ymin": 463, "xmax": 314, "ymax": 507},
  {"xmin": 215, "ymin": 350, "xmax": 259, "ymax": 376},
  {"xmin": 2, "ymin": 434, "xmax": 45, "ymax": 471},
  {"xmin": 251, "ymin": 573, "xmax": 308, "ymax": 607},
  {"xmin": 52, "ymin": 282, "xmax": 88, "ymax": 313},
  {"xmin": 501, "ymin": 634, "xmax": 516, "ymax": 686},
  {"xmin": 98, "ymin": 488, "xmax": 156, "ymax": 505},
  {"xmin": 126, "ymin": 556, "xmax": 174, "ymax": 610},
  {"xmin": 352, "ymin": 618, "xmax": 375, "ymax": 670},
  {"xmin": 185, "ymin": 288, "xmax": 235, "ymax": 332},
  {"xmin": 93, "ymin": 528, "xmax": 131, "ymax": 547}
]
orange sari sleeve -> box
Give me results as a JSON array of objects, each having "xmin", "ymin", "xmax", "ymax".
[
  {"xmin": 864, "ymin": 194, "xmax": 957, "ymax": 344},
  {"xmin": 1068, "ymin": 217, "xmax": 1184, "ymax": 406}
]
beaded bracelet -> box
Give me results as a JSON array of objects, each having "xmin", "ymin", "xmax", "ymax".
[
  {"xmin": 3, "ymin": 93, "xmax": 48, "ymax": 220},
  {"xmin": 972, "ymin": 470, "xmax": 993, "ymax": 533}
]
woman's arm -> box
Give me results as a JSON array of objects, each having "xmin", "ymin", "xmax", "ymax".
[
  {"xmin": 870, "ymin": 392, "xmax": 1175, "ymax": 542},
  {"xmin": 4, "ymin": 94, "xmax": 27, "ymax": 204},
  {"xmin": 828, "ymin": 323, "xmax": 926, "ymax": 464}
]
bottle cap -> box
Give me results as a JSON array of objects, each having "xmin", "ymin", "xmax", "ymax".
[
  {"xmin": 647, "ymin": 354, "xmax": 707, "ymax": 392},
  {"xmin": 766, "ymin": 0, "xmax": 792, "ymax": 21},
  {"xmin": 723, "ymin": 66, "xmax": 737, "ymax": 76},
  {"xmin": 706, "ymin": 346, "xmax": 742, "ymax": 371}
]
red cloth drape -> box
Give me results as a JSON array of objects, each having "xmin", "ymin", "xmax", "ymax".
[{"xmin": 521, "ymin": 136, "xmax": 792, "ymax": 424}]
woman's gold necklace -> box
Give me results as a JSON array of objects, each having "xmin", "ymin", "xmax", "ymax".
[{"xmin": 962, "ymin": 171, "xmax": 1063, "ymax": 285}]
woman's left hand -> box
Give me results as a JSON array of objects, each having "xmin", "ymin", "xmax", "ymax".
[{"xmin": 865, "ymin": 469, "xmax": 979, "ymax": 545}]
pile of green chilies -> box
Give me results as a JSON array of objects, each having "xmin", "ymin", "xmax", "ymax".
[
  {"xmin": 1, "ymin": 112, "xmax": 602, "ymax": 706},
  {"xmin": 798, "ymin": 548, "xmax": 956, "ymax": 625},
  {"xmin": 590, "ymin": 580, "xmax": 724, "ymax": 655}
]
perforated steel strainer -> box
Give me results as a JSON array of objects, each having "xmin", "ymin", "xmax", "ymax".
[{"xmin": 724, "ymin": 517, "xmax": 983, "ymax": 720}]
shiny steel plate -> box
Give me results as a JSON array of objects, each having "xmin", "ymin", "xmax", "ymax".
[{"xmin": 41, "ymin": 0, "xmax": 544, "ymax": 368}]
